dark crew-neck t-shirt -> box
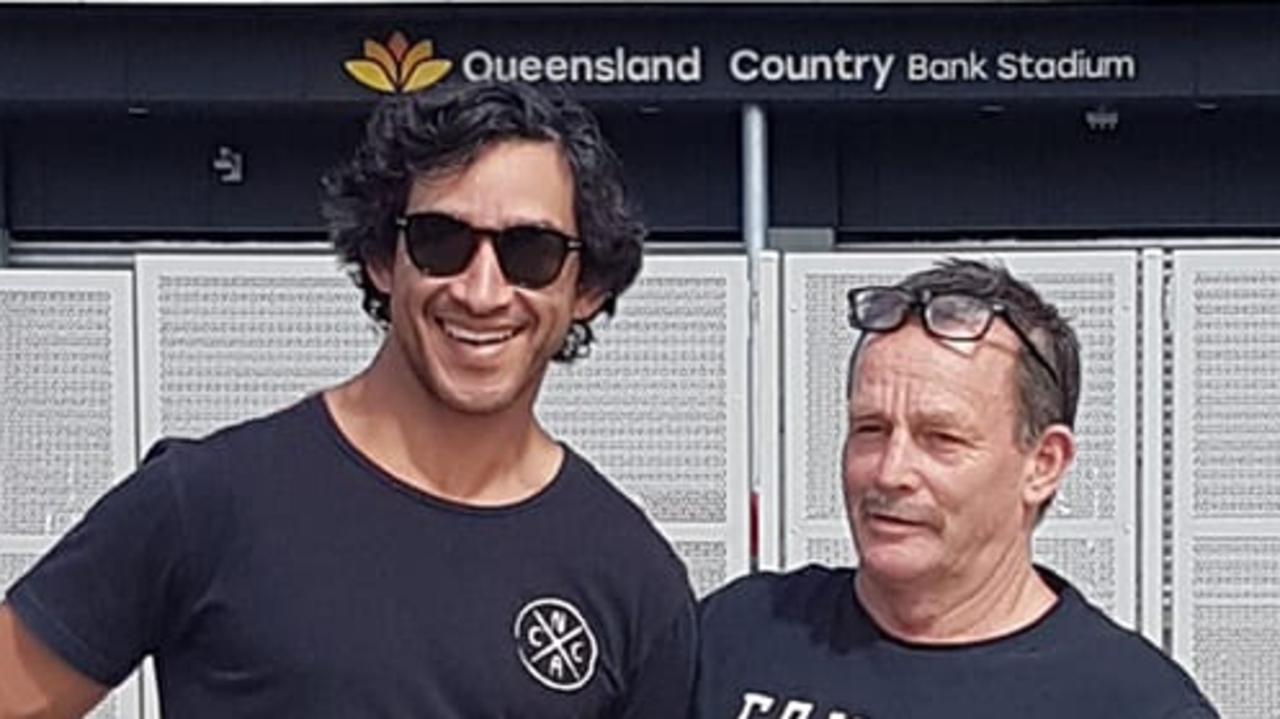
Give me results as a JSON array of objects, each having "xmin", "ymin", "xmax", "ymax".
[{"xmin": 8, "ymin": 395, "xmax": 696, "ymax": 717}]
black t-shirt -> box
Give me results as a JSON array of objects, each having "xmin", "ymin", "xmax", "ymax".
[
  {"xmin": 7, "ymin": 395, "xmax": 696, "ymax": 717},
  {"xmin": 695, "ymin": 565, "xmax": 1217, "ymax": 719}
]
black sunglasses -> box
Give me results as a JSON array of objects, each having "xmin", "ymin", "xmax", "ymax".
[
  {"xmin": 396, "ymin": 212, "xmax": 583, "ymax": 290},
  {"xmin": 847, "ymin": 286, "xmax": 1063, "ymax": 390}
]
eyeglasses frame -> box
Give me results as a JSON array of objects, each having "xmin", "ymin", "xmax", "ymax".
[{"xmin": 846, "ymin": 286, "xmax": 1063, "ymax": 391}]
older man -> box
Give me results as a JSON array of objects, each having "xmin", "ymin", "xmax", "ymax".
[{"xmin": 695, "ymin": 259, "xmax": 1215, "ymax": 719}]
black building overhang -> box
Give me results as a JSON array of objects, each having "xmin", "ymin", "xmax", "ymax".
[
  {"xmin": 1, "ymin": 3, "xmax": 1278, "ymax": 109},
  {"xmin": 7, "ymin": 3, "xmax": 1280, "ymax": 239}
]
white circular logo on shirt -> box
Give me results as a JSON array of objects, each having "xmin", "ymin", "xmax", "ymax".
[{"xmin": 513, "ymin": 597, "xmax": 599, "ymax": 692}]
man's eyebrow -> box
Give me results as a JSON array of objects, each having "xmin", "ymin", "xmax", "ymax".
[
  {"xmin": 911, "ymin": 406, "xmax": 978, "ymax": 429},
  {"xmin": 848, "ymin": 413, "xmax": 883, "ymax": 427}
]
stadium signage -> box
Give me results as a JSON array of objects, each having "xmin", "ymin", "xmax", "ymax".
[
  {"xmin": 461, "ymin": 46, "xmax": 1138, "ymax": 90},
  {"xmin": 347, "ymin": 32, "xmax": 1139, "ymax": 95}
]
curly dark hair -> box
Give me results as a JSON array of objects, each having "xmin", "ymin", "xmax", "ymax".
[{"xmin": 320, "ymin": 81, "xmax": 645, "ymax": 362}]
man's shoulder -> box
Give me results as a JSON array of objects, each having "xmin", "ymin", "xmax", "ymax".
[
  {"xmin": 704, "ymin": 564, "xmax": 849, "ymax": 604},
  {"xmin": 701, "ymin": 564, "xmax": 850, "ymax": 629},
  {"xmin": 552, "ymin": 445, "xmax": 690, "ymax": 576},
  {"xmin": 556, "ymin": 446, "xmax": 666, "ymax": 535},
  {"xmin": 134, "ymin": 396, "xmax": 322, "ymax": 499},
  {"xmin": 142, "ymin": 396, "xmax": 319, "ymax": 464},
  {"xmin": 695, "ymin": 565, "xmax": 856, "ymax": 695},
  {"xmin": 1053, "ymin": 581, "xmax": 1169, "ymax": 662},
  {"xmin": 1049, "ymin": 578, "xmax": 1216, "ymax": 715},
  {"xmin": 540, "ymin": 446, "xmax": 695, "ymax": 642}
]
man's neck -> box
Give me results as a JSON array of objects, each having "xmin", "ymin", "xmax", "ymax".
[
  {"xmin": 854, "ymin": 549, "xmax": 1057, "ymax": 645},
  {"xmin": 323, "ymin": 343, "xmax": 561, "ymax": 507}
]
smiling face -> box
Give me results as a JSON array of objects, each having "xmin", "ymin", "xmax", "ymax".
[
  {"xmin": 842, "ymin": 320, "xmax": 1049, "ymax": 590},
  {"xmin": 368, "ymin": 139, "xmax": 604, "ymax": 417}
]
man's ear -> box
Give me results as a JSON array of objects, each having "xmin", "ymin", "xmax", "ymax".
[
  {"xmin": 1023, "ymin": 425, "xmax": 1076, "ymax": 510},
  {"xmin": 572, "ymin": 285, "xmax": 609, "ymax": 322},
  {"xmin": 367, "ymin": 248, "xmax": 396, "ymax": 296}
]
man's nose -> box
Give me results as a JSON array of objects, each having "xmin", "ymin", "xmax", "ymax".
[
  {"xmin": 448, "ymin": 238, "xmax": 514, "ymax": 313},
  {"xmin": 872, "ymin": 429, "xmax": 921, "ymax": 492}
]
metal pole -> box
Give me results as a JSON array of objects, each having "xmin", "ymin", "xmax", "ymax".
[{"xmin": 742, "ymin": 103, "xmax": 768, "ymax": 570}]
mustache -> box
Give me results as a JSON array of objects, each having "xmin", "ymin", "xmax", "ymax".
[{"xmin": 855, "ymin": 492, "xmax": 938, "ymax": 526}]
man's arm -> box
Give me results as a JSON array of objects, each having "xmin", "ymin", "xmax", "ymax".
[{"xmin": 0, "ymin": 603, "xmax": 107, "ymax": 719}]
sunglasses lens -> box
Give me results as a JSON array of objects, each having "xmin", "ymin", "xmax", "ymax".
[
  {"xmin": 853, "ymin": 289, "xmax": 909, "ymax": 330},
  {"xmin": 401, "ymin": 213, "xmax": 575, "ymax": 289},
  {"xmin": 404, "ymin": 214, "xmax": 478, "ymax": 276},
  {"xmin": 495, "ymin": 227, "xmax": 571, "ymax": 288}
]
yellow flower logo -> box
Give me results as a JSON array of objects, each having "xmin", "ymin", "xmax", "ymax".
[{"xmin": 344, "ymin": 31, "xmax": 453, "ymax": 94}]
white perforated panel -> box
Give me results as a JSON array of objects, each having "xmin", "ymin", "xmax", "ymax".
[
  {"xmin": 0, "ymin": 270, "xmax": 140, "ymax": 719},
  {"xmin": 136, "ymin": 256, "xmax": 381, "ymax": 447},
  {"xmin": 0, "ymin": 271, "xmax": 136, "ymax": 536},
  {"xmin": 1172, "ymin": 250, "xmax": 1280, "ymax": 719},
  {"xmin": 0, "ymin": 541, "xmax": 48, "ymax": 597},
  {"xmin": 0, "ymin": 552, "xmax": 32, "ymax": 591},
  {"xmin": 782, "ymin": 252, "xmax": 1139, "ymax": 624},
  {"xmin": 1018, "ymin": 253, "xmax": 1137, "ymax": 626},
  {"xmin": 537, "ymin": 255, "xmax": 751, "ymax": 596}
]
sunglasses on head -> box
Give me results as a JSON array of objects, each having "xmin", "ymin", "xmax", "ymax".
[{"xmin": 395, "ymin": 212, "xmax": 583, "ymax": 290}]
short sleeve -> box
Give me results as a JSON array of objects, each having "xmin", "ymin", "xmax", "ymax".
[{"xmin": 4, "ymin": 441, "xmax": 192, "ymax": 687}]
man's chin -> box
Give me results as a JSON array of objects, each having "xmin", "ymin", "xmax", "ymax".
[
  {"xmin": 855, "ymin": 544, "xmax": 938, "ymax": 582},
  {"xmin": 438, "ymin": 389, "xmax": 519, "ymax": 416}
]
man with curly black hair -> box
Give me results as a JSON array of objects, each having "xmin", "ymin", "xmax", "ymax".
[{"xmin": 1, "ymin": 81, "xmax": 696, "ymax": 718}]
